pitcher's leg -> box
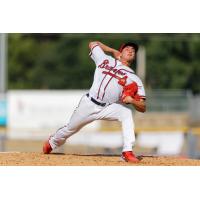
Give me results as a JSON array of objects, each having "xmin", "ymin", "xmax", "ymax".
[
  {"xmin": 47, "ymin": 95, "xmax": 96, "ymax": 151},
  {"xmin": 97, "ymin": 103, "xmax": 135, "ymax": 152},
  {"xmin": 49, "ymin": 117, "xmax": 92, "ymax": 149},
  {"xmin": 119, "ymin": 107, "xmax": 135, "ymax": 152}
]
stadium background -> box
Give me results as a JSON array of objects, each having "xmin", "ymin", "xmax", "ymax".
[{"xmin": 0, "ymin": 33, "xmax": 200, "ymax": 160}]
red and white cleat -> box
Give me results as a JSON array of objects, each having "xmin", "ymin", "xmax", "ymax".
[
  {"xmin": 43, "ymin": 140, "xmax": 52, "ymax": 154},
  {"xmin": 121, "ymin": 151, "xmax": 139, "ymax": 163}
]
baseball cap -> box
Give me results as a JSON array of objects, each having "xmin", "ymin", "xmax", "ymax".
[{"xmin": 119, "ymin": 42, "xmax": 139, "ymax": 53}]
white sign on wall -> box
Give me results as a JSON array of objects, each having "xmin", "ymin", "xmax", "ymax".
[{"xmin": 7, "ymin": 90, "xmax": 100, "ymax": 139}]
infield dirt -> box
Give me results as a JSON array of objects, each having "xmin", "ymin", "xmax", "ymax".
[{"xmin": 0, "ymin": 152, "xmax": 200, "ymax": 166}]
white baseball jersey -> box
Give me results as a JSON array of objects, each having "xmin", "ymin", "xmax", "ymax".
[
  {"xmin": 89, "ymin": 44, "xmax": 146, "ymax": 104},
  {"xmin": 48, "ymin": 44, "xmax": 146, "ymax": 153}
]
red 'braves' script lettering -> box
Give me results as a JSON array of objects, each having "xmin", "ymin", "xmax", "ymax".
[
  {"xmin": 98, "ymin": 59, "xmax": 126, "ymax": 76},
  {"xmin": 98, "ymin": 59, "xmax": 113, "ymax": 70}
]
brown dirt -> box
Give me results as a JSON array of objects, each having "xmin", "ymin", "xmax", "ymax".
[{"xmin": 0, "ymin": 152, "xmax": 200, "ymax": 166}]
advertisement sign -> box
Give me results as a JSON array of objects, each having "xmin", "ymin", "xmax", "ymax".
[
  {"xmin": 0, "ymin": 100, "xmax": 7, "ymax": 126},
  {"xmin": 7, "ymin": 90, "xmax": 99, "ymax": 139}
]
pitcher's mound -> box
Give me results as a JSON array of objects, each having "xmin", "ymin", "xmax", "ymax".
[{"xmin": 0, "ymin": 152, "xmax": 200, "ymax": 166}]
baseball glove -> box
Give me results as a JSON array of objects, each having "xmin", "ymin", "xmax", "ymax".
[{"xmin": 120, "ymin": 81, "xmax": 141, "ymax": 102}]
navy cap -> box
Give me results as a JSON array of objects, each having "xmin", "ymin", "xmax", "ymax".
[{"xmin": 119, "ymin": 42, "xmax": 139, "ymax": 53}]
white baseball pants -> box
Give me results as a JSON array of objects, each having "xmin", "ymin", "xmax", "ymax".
[{"xmin": 49, "ymin": 94, "xmax": 135, "ymax": 152}]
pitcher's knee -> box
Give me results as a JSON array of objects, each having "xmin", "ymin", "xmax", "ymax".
[
  {"xmin": 51, "ymin": 126, "xmax": 79, "ymax": 149},
  {"xmin": 54, "ymin": 125, "xmax": 78, "ymax": 141}
]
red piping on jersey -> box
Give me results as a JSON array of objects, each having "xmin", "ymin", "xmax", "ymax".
[
  {"xmin": 91, "ymin": 44, "xmax": 99, "ymax": 52},
  {"xmin": 89, "ymin": 44, "xmax": 99, "ymax": 57},
  {"xmin": 101, "ymin": 76, "xmax": 114, "ymax": 101},
  {"xmin": 97, "ymin": 73, "xmax": 107, "ymax": 99},
  {"xmin": 117, "ymin": 68, "xmax": 135, "ymax": 74},
  {"xmin": 101, "ymin": 60, "xmax": 118, "ymax": 100},
  {"xmin": 97, "ymin": 59, "xmax": 117, "ymax": 99}
]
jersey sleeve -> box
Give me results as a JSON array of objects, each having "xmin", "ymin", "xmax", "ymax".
[
  {"xmin": 137, "ymin": 82, "xmax": 146, "ymax": 99},
  {"xmin": 89, "ymin": 45, "xmax": 108, "ymax": 66},
  {"xmin": 131, "ymin": 75, "xmax": 146, "ymax": 99}
]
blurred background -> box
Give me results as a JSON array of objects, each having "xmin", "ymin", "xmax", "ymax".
[{"xmin": 0, "ymin": 33, "xmax": 200, "ymax": 158}]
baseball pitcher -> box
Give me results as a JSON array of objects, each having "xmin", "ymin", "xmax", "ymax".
[{"xmin": 43, "ymin": 41, "xmax": 146, "ymax": 162}]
